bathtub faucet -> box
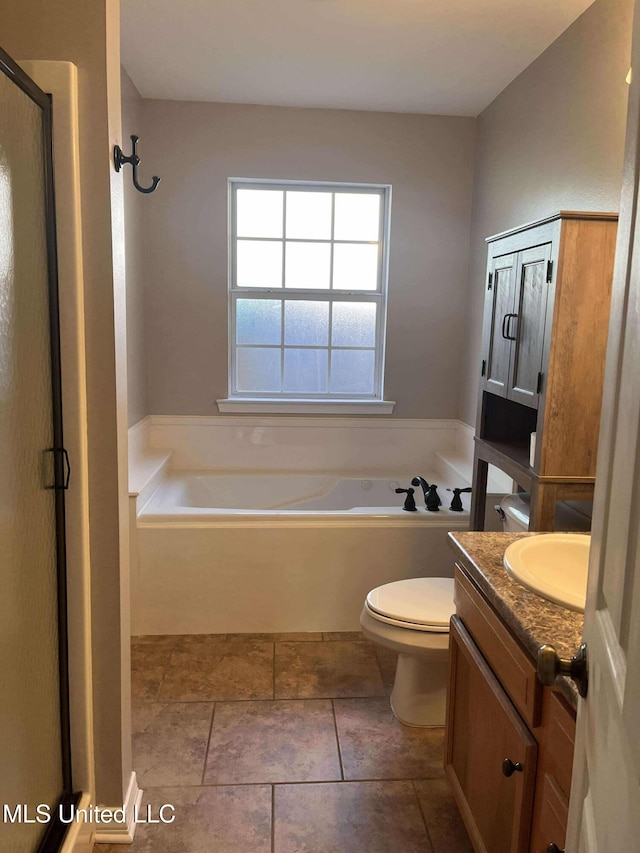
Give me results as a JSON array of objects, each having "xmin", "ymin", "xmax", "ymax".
[
  {"xmin": 411, "ymin": 476, "xmax": 430, "ymax": 507},
  {"xmin": 426, "ymin": 484, "xmax": 443, "ymax": 512}
]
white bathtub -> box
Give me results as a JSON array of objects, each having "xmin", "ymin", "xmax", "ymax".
[
  {"xmin": 133, "ymin": 470, "xmax": 470, "ymax": 635},
  {"xmin": 141, "ymin": 472, "xmax": 472, "ymax": 520}
]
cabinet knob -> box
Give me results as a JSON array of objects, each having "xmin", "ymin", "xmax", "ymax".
[
  {"xmin": 546, "ymin": 845, "xmax": 564, "ymax": 853},
  {"xmin": 537, "ymin": 643, "xmax": 588, "ymax": 698},
  {"xmin": 501, "ymin": 757, "xmax": 523, "ymax": 777}
]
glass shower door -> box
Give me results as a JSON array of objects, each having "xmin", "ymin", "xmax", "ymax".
[{"xmin": 0, "ymin": 49, "xmax": 74, "ymax": 852}]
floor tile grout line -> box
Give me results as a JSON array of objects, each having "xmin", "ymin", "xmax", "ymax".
[
  {"xmin": 373, "ymin": 647, "xmax": 388, "ymax": 691},
  {"xmin": 151, "ymin": 669, "xmax": 167, "ymax": 703},
  {"xmin": 200, "ymin": 702, "xmax": 217, "ymax": 786},
  {"xmin": 188, "ymin": 775, "xmax": 445, "ymax": 788},
  {"xmin": 132, "ymin": 692, "xmax": 390, "ymax": 705},
  {"xmin": 330, "ymin": 699, "xmax": 345, "ymax": 781},
  {"xmin": 412, "ymin": 779, "xmax": 437, "ymax": 853},
  {"xmin": 270, "ymin": 784, "xmax": 275, "ymax": 853},
  {"xmin": 123, "ymin": 777, "xmax": 444, "ymax": 792}
]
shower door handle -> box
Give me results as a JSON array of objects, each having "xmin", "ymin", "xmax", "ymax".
[{"xmin": 45, "ymin": 447, "xmax": 71, "ymax": 490}]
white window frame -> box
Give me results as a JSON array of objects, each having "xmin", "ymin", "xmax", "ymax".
[{"xmin": 221, "ymin": 178, "xmax": 394, "ymax": 413}]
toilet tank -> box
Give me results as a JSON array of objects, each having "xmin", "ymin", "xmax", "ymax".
[{"xmin": 498, "ymin": 493, "xmax": 592, "ymax": 533}]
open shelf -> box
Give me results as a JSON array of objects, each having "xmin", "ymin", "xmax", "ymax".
[{"xmin": 473, "ymin": 437, "xmax": 534, "ymax": 491}]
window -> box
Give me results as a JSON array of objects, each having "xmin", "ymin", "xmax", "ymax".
[{"xmin": 225, "ymin": 179, "xmax": 392, "ymax": 411}]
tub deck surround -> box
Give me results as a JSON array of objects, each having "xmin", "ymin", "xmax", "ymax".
[
  {"xmin": 447, "ymin": 531, "xmax": 584, "ymax": 707},
  {"xmin": 136, "ymin": 415, "xmax": 465, "ymax": 475}
]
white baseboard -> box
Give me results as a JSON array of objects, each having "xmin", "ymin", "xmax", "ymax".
[
  {"xmin": 59, "ymin": 794, "xmax": 94, "ymax": 853},
  {"xmin": 93, "ymin": 772, "xmax": 143, "ymax": 844}
]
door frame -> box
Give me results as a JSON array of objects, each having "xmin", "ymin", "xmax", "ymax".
[{"xmin": 566, "ymin": 4, "xmax": 640, "ymax": 847}]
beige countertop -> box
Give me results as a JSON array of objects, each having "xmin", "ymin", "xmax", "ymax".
[{"xmin": 448, "ymin": 531, "xmax": 584, "ymax": 709}]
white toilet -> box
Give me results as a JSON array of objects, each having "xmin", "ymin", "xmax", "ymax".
[{"xmin": 360, "ymin": 576, "xmax": 454, "ymax": 727}]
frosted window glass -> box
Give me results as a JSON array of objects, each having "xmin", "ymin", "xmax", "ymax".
[
  {"xmin": 285, "ymin": 242, "xmax": 331, "ymax": 289},
  {"xmin": 237, "ymin": 240, "xmax": 283, "ymax": 288},
  {"xmin": 334, "ymin": 193, "xmax": 380, "ymax": 241},
  {"xmin": 332, "ymin": 302, "xmax": 377, "ymax": 347},
  {"xmin": 236, "ymin": 299, "xmax": 282, "ymax": 345},
  {"xmin": 286, "ymin": 191, "xmax": 332, "ymax": 239},
  {"xmin": 283, "ymin": 349, "xmax": 328, "ymax": 393},
  {"xmin": 330, "ymin": 349, "xmax": 375, "ymax": 394},
  {"xmin": 236, "ymin": 189, "xmax": 283, "ymax": 237},
  {"xmin": 284, "ymin": 301, "xmax": 329, "ymax": 346},
  {"xmin": 237, "ymin": 347, "xmax": 281, "ymax": 392},
  {"xmin": 333, "ymin": 243, "xmax": 379, "ymax": 291}
]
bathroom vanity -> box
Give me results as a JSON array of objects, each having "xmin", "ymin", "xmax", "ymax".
[{"xmin": 445, "ymin": 531, "xmax": 582, "ymax": 853}]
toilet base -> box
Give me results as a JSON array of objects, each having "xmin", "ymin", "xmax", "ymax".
[{"xmin": 389, "ymin": 652, "xmax": 449, "ymax": 727}]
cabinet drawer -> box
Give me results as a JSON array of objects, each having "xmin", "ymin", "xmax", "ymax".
[
  {"xmin": 446, "ymin": 615, "xmax": 538, "ymax": 853},
  {"xmin": 544, "ymin": 693, "xmax": 575, "ymax": 799},
  {"xmin": 455, "ymin": 565, "xmax": 542, "ymax": 727},
  {"xmin": 530, "ymin": 773, "xmax": 568, "ymax": 853}
]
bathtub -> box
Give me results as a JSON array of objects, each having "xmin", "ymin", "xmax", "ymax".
[
  {"xmin": 133, "ymin": 470, "xmax": 471, "ymax": 635},
  {"xmin": 141, "ymin": 472, "xmax": 472, "ymax": 519}
]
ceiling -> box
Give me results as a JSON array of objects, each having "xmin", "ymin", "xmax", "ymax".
[{"xmin": 121, "ymin": 0, "xmax": 596, "ymax": 116}]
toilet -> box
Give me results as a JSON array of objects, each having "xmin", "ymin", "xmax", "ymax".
[
  {"xmin": 496, "ymin": 492, "xmax": 592, "ymax": 532},
  {"xmin": 360, "ymin": 577, "xmax": 454, "ymax": 727}
]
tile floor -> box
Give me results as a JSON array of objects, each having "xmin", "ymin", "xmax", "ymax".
[{"xmin": 96, "ymin": 632, "xmax": 472, "ymax": 853}]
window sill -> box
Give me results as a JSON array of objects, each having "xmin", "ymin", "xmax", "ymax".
[{"xmin": 216, "ymin": 398, "xmax": 396, "ymax": 415}]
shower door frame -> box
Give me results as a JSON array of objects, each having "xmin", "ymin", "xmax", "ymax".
[{"xmin": 0, "ymin": 46, "xmax": 79, "ymax": 852}]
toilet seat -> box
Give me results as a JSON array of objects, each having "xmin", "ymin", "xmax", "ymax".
[{"xmin": 365, "ymin": 577, "xmax": 454, "ymax": 633}]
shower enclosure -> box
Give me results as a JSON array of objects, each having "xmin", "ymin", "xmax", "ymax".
[{"xmin": 0, "ymin": 48, "xmax": 77, "ymax": 852}]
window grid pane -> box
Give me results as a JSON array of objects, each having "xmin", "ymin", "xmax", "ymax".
[
  {"xmin": 231, "ymin": 181, "xmax": 388, "ymax": 399},
  {"xmin": 234, "ymin": 189, "xmax": 383, "ymax": 294}
]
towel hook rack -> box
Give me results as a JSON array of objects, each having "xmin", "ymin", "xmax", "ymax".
[{"xmin": 113, "ymin": 134, "xmax": 160, "ymax": 194}]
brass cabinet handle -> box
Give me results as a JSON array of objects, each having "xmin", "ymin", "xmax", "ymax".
[
  {"xmin": 537, "ymin": 643, "xmax": 588, "ymax": 698},
  {"xmin": 501, "ymin": 757, "xmax": 523, "ymax": 777}
]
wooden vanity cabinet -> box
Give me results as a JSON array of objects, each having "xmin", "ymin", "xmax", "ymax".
[
  {"xmin": 446, "ymin": 616, "xmax": 537, "ymax": 852},
  {"xmin": 445, "ymin": 566, "xmax": 576, "ymax": 853},
  {"xmin": 471, "ymin": 211, "xmax": 617, "ymax": 531}
]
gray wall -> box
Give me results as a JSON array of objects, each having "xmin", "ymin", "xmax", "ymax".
[
  {"xmin": 139, "ymin": 102, "xmax": 476, "ymax": 418},
  {"xmin": 458, "ymin": 0, "xmax": 633, "ymax": 426},
  {"xmin": 121, "ymin": 68, "xmax": 148, "ymax": 426}
]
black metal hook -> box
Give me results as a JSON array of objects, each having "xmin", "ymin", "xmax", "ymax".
[{"xmin": 113, "ymin": 134, "xmax": 160, "ymax": 194}]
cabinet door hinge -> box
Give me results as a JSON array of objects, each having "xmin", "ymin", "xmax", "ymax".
[
  {"xmin": 488, "ymin": 272, "xmax": 493, "ymax": 290},
  {"xmin": 536, "ymin": 371, "xmax": 544, "ymax": 394},
  {"xmin": 481, "ymin": 359, "xmax": 487, "ymax": 377},
  {"xmin": 546, "ymin": 260, "xmax": 553, "ymax": 283}
]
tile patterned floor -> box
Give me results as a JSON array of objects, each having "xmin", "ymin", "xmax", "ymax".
[{"xmin": 95, "ymin": 632, "xmax": 473, "ymax": 853}]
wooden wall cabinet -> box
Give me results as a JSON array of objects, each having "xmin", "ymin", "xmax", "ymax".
[
  {"xmin": 445, "ymin": 566, "xmax": 576, "ymax": 853},
  {"xmin": 471, "ymin": 211, "xmax": 617, "ymax": 530}
]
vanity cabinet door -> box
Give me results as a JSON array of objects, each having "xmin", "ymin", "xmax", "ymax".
[
  {"xmin": 445, "ymin": 615, "xmax": 538, "ymax": 853},
  {"xmin": 481, "ymin": 253, "xmax": 517, "ymax": 398}
]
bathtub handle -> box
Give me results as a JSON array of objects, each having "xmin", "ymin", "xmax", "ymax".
[{"xmin": 395, "ymin": 487, "xmax": 417, "ymax": 512}]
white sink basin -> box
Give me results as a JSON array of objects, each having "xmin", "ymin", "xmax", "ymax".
[{"xmin": 503, "ymin": 534, "xmax": 590, "ymax": 612}]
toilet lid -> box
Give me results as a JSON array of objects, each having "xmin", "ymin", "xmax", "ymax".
[{"xmin": 366, "ymin": 577, "xmax": 454, "ymax": 631}]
